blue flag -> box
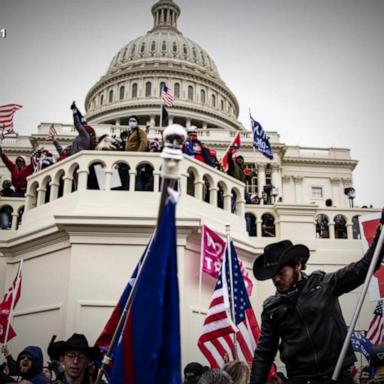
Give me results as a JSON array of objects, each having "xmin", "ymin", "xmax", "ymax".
[
  {"xmin": 108, "ymin": 199, "xmax": 181, "ymax": 384},
  {"xmin": 250, "ymin": 114, "xmax": 273, "ymax": 160},
  {"xmin": 351, "ymin": 330, "xmax": 372, "ymax": 358}
]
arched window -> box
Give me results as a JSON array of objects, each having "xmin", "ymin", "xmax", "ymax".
[
  {"xmin": 217, "ymin": 184, "xmax": 224, "ymax": 209},
  {"xmin": 140, "ymin": 42, "xmax": 145, "ymax": 54},
  {"xmin": 162, "ymin": 41, "xmax": 167, "ymax": 51},
  {"xmin": 173, "ymin": 42, "xmax": 177, "ymax": 53},
  {"xmin": 315, "ymin": 214, "xmax": 329, "ymax": 238},
  {"xmin": 352, "ymin": 215, "xmax": 361, "ymax": 239},
  {"xmin": 245, "ymin": 213, "xmax": 257, "ymax": 237},
  {"xmin": 192, "ymin": 47, "xmax": 197, "ymax": 60},
  {"xmin": 0, "ymin": 205, "xmax": 13, "ymax": 230},
  {"xmin": 183, "ymin": 44, "xmax": 188, "ymax": 56},
  {"xmin": 100, "ymin": 94, "xmax": 104, "ymax": 105},
  {"xmin": 200, "ymin": 89, "xmax": 206, "ymax": 104},
  {"xmin": 262, "ymin": 214, "xmax": 275, "ymax": 237},
  {"xmin": 188, "ymin": 86, "xmax": 194, "ymax": 101},
  {"xmin": 220, "ymin": 99, "xmax": 224, "ymax": 110},
  {"xmin": 211, "ymin": 94, "xmax": 216, "ymax": 107},
  {"xmin": 174, "ymin": 83, "xmax": 180, "ymax": 99},
  {"xmin": 334, "ymin": 214, "xmax": 347, "ymax": 239},
  {"xmin": 132, "ymin": 83, "xmax": 138, "ymax": 98},
  {"xmin": 159, "ymin": 81, "xmax": 166, "ymax": 96},
  {"xmin": 151, "ymin": 41, "xmax": 156, "ymax": 52},
  {"xmin": 17, "ymin": 206, "xmax": 24, "ymax": 230},
  {"xmin": 187, "ymin": 171, "xmax": 195, "ymax": 197},
  {"xmin": 109, "ymin": 90, "xmax": 114, "ymax": 103},
  {"xmin": 119, "ymin": 86, "xmax": 125, "ymax": 100},
  {"xmin": 203, "ymin": 176, "xmax": 211, "ymax": 203},
  {"xmin": 145, "ymin": 81, "xmax": 152, "ymax": 97}
]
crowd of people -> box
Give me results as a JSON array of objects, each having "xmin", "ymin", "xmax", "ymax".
[
  {"xmin": 0, "ymin": 103, "xmax": 253, "ymax": 198},
  {"xmin": 1, "ymin": 338, "xmax": 384, "ymax": 384}
]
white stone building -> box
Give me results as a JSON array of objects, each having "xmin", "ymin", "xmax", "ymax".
[{"xmin": 0, "ymin": 0, "xmax": 379, "ymax": 370}]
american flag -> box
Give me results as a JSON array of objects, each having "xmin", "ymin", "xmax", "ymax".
[
  {"xmin": 161, "ymin": 84, "xmax": 174, "ymax": 107},
  {"xmin": 367, "ymin": 300, "xmax": 384, "ymax": 344},
  {"xmin": 198, "ymin": 241, "xmax": 260, "ymax": 368},
  {"xmin": 0, "ymin": 104, "xmax": 23, "ymax": 134},
  {"xmin": 48, "ymin": 124, "xmax": 57, "ymax": 139}
]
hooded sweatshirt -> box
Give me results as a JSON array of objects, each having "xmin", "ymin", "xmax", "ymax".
[
  {"xmin": 1, "ymin": 153, "xmax": 33, "ymax": 191},
  {"xmin": 16, "ymin": 346, "xmax": 49, "ymax": 384}
]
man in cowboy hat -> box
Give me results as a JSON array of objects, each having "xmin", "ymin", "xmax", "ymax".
[
  {"xmin": 250, "ymin": 226, "xmax": 384, "ymax": 384},
  {"xmin": 54, "ymin": 333, "xmax": 100, "ymax": 384}
]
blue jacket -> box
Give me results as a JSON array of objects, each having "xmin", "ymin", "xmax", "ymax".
[{"xmin": 16, "ymin": 346, "xmax": 50, "ymax": 384}]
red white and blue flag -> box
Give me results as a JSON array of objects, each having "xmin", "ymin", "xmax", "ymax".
[
  {"xmin": 0, "ymin": 104, "xmax": 23, "ymax": 135},
  {"xmin": 161, "ymin": 84, "xmax": 174, "ymax": 108},
  {"xmin": 198, "ymin": 241, "xmax": 260, "ymax": 368},
  {"xmin": 95, "ymin": 199, "xmax": 181, "ymax": 384},
  {"xmin": 367, "ymin": 300, "xmax": 384, "ymax": 345}
]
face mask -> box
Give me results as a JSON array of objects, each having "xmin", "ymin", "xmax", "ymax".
[{"xmin": 129, "ymin": 121, "xmax": 137, "ymax": 129}]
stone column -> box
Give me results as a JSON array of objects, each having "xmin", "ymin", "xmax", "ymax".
[
  {"xmin": 25, "ymin": 191, "xmax": 35, "ymax": 211},
  {"xmin": 50, "ymin": 181, "xmax": 59, "ymax": 201},
  {"xmin": 63, "ymin": 176, "xmax": 73, "ymax": 195},
  {"xmin": 271, "ymin": 163, "xmax": 281, "ymax": 199},
  {"xmin": 129, "ymin": 171, "xmax": 137, "ymax": 191},
  {"xmin": 224, "ymin": 192, "xmax": 232, "ymax": 212},
  {"xmin": 180, "ymin": 173, "xmax": 188, "ymax": 195},
  {"xmin": 194, "ymin": 180, "xmax": 204, "ymax": 200},
  {"xmin": 236, "ymin": 198, "xmax": 245, "ymax": 217},
  {"xmin": 77, "ymin": 170, "xmax": 89, "ymax": 191},
  {"xmin": 209, "ymin": 186, "xmax": 218, "ymax": 207},
  {"xmin": 150, "ymin": 115, "xmax": 156, "ymax": 127},
  {"xmin": 153, "ymin": 171, "xmax": 161, "ymax": 192},
  {"xmin": 256, "ymin": 219, "xmax": 262, "ymax": 238},
  {"xmin": 329, "ymin": 223, "xmax": 335, "ymax": 239},
  {"xmin": 168, "ymin": 116, "xmax": 174, "ymax": 125},
  {"xmin": 281, "ymin": 175, "xmax": 291, "ymax": 203},
  {"xmin": 186, "ymin": 118, "xmax": 191, "ymax": 128},
  {"xmin": 347, "ymin": 223, "xmax": 353, "ymax": 240},
  {"xmin": 330, "ymin": 177, "xmax": 341, "ymax": 208},
  {"xmin": 37, "ymin": 187, "xmax": 46, "ymax": 206},
  {"xmin": 257, "ymin": 163, "xmax": 266, "ymax": 196},
  {"xmin": 11, "ymin": 212, "xmax": 18, "ymax": 230},
  {"xmin": 293, "ymin": 176, "xmax": 304, "ymax": 204}
]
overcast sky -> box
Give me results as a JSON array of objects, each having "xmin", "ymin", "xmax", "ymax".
[{"xmin": 1, "ymin": 0, "xmax": 383, "ymax": 208}]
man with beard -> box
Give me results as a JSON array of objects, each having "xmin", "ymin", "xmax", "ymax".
[
  {"xmin": 250, "ymin": 225, "xmax": 384, "ymax": 384},
  {"xmin": 16, "ymin": 346, "xmax": 49, "ymax": 383}
]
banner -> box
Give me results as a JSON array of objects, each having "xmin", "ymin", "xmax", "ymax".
[
  {"xmin": 359, "ymin": 213, "xmax": 383, "ymax": 300},
  {"xmin": 202, "ymin": 225, "xmax": 253, "ymax": 295}
]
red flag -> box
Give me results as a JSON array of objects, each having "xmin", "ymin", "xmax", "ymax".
[
  {"xmin": 202, "ymin": 225, "xmax": 253, "ymax": 295},
  {"xmin": 360, "ymin": 213, "xmax": 383, "ymax": 300},
  {"xmin": 219, "ymin": 132, "xmax": 241, "ymax": 172},
  {"xmin": 0, "ymin": 262, "xmax": 22, "ymax": 343}
]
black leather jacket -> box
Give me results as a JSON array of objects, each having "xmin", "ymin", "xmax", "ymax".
[{"xmin": 250, "ymin": 237, "xmax": 383, "ymax": 383}]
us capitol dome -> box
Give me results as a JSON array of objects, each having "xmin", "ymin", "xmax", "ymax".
[{"xmin": 85, "ymin": 0, "xmax": 242, "ymax": 131}]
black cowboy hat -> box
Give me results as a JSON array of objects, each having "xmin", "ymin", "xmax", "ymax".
[
  {"xmin": 50, "ymin": 334, "xmax": 100, "ymax": 360},
  {"xmin": 253, "ymin": 240, "xmax": 310, "ymax": 281}
]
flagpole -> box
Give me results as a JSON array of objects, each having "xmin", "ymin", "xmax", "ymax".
[
  {"xmin": 159, "ymin": 85, "xmax": 164, "ymax": 130},
  {"xmin": 95, "ymin": 125, "xmax": 186, "ymax": 384},
  {"xmin": 225, "ymin": 224, "xmax": 237, "ymax": 360},
  {"xmin": 3, "ymin": 260, "xmax": 23, "ymax": 347},
  {"xmin": 332, "ymin": 211, "xmax": 384, "ymax": 382}
]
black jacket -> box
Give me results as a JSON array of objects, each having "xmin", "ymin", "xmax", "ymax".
[{"xmin": 250, "ymin": 235, "xmax": 383, "ymax": 383}]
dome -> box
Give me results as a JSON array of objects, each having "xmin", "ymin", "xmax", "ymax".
[
  {"xmin": 106, "ymin": 30, "xmax": 220, "ymax": 80},
  {"xmin": 85, "ymin": 0, "xmax": 242, "ymax": 131}
]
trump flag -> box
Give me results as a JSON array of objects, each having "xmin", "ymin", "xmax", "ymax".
[{"xmin": 98, "ymin": 199, "xmax": 181, "ymax": 384}]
